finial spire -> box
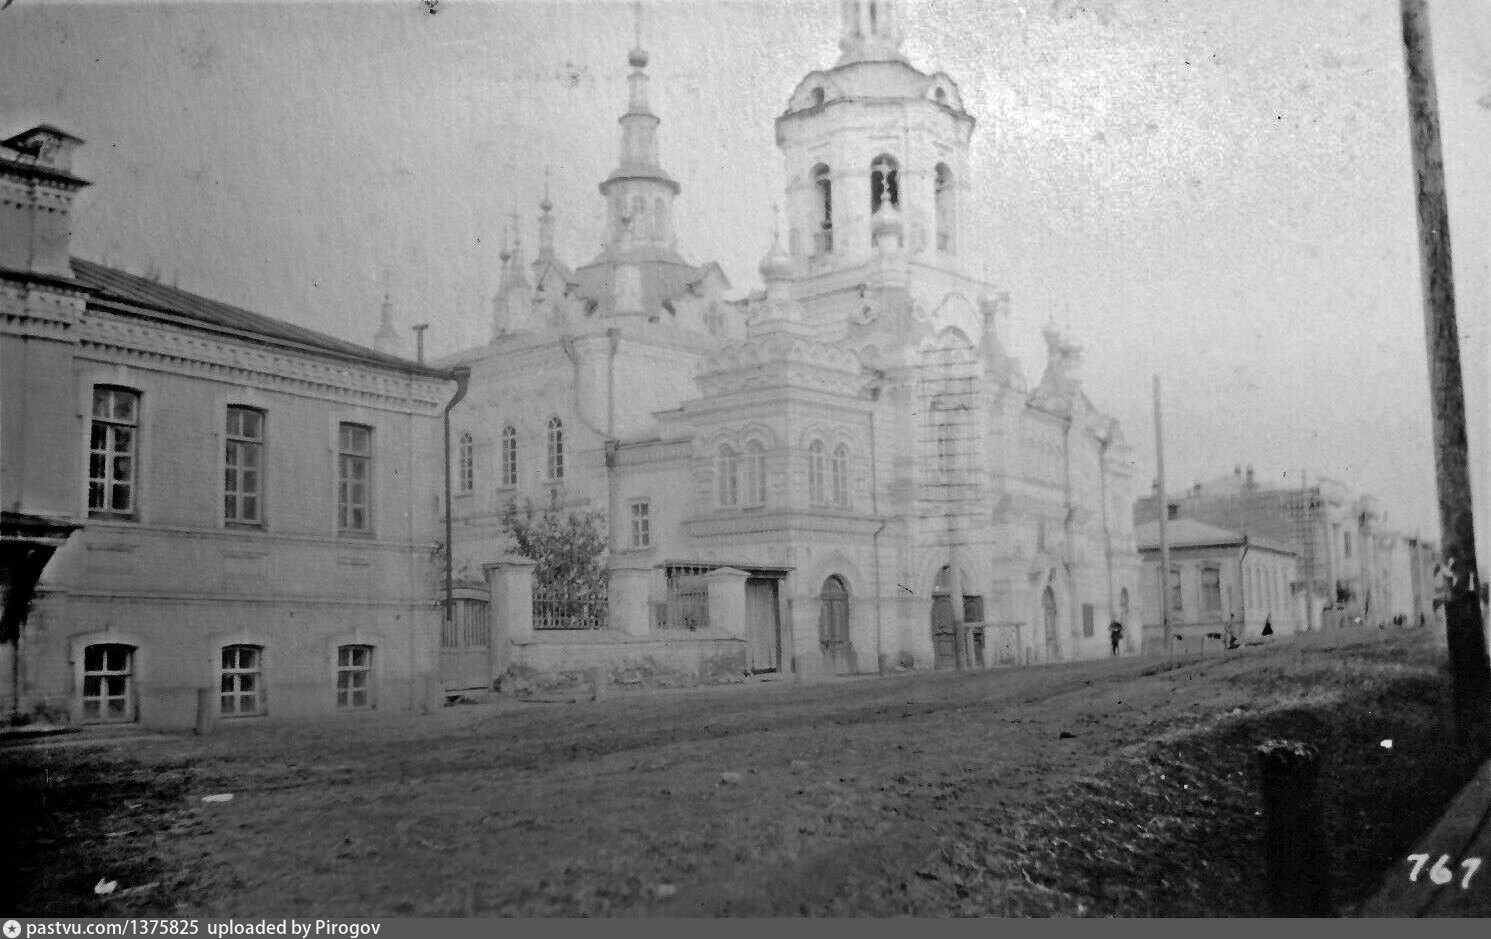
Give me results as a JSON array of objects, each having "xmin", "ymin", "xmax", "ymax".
[
  {"xmin": 538, "ymin": 168, "xmax": 556, "ymax": 260},
  {"xmin": 837, "ymin": 0, "xmax": 906, "ymax": 66}
]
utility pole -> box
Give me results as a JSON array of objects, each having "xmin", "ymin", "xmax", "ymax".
[
  {"xmin": 1154, "ymin": 374, "xmax": 1171, "ymax": 654},
  {"xmin": 1399, "ymin": 0, "xmax": 1489, "ymax": 760}
]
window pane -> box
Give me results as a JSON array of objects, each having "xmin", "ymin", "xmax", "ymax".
[
  {"xmin": 113, "ymin": 428, "xmax": 133, "ymax": 453},
  {"xmin": 106, "ymin": 647, "xmax": 128, "ymax": 671},
  {"xmin": 221, "ymin": 694, "xmax": 235, "ymax": 714}
]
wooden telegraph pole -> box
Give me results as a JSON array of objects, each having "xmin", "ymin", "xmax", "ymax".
[
  {"xmin": 1399, "ymin": 0, "xmax": 1490, "ymax": 760},
  {"xmin": 1155, "ymin": 375, "xmax": 1171, "ymax": 654}
]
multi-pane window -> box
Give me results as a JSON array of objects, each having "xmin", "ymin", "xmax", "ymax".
[
  {"xmin": 337, "ymin": 423, "xmax": 372, "ymax": 534},
  {"xmin": 458, "ymin": 432, "xmax": 474, "ymax": 493},
  {"xmin": 81, "ymin": 644, "xmax": 134, "ymax": 723},
  {"xmin": 501, "ymin": 425, "xmax": 517, "ymax": 487},
  {"xmin": 1082, "ymin": 603, "xmax": 1096, "ymax": 638},
  {"xmin": 630, "ymin": 500, "xmax": 650, "ymax": 549},
  {"xmin": 88, "ymin": 387, "xmax": 139, "ymax": 518},
  {"xmin": 224, "ymin": 406, "xmax": 264, "ymax": 524},
  {"xmin": 831, "ymin": 444, "xmax": 849, "ymax": 508},
  {"xmin": 1168, "ymin": 567, "xmax": 1183, "ymax": 611},
  {"xmin": 744, "ymin": 441, "xmax": 766, "ymax": 507},
  {"xmin": 546, "ymin": 417, "xmax": 564, "ymax": 480},
  {"xmin": 1201, "ymin": 567, "xmax": 1222, "ymax": 612},
  {"xmin": 220, "ymin": 645, "xmax": 263, "ymax": 716},
  {"xmin": 718, "ymin": 445, "xmax": 739, "ymax": 507},
  {"xmin": 336, "ymin": 645, "xmax": 372, "ymax": 709},
  {"xmin": 807, "ymin": 441, "xmax": 826, "ymax": 505}
]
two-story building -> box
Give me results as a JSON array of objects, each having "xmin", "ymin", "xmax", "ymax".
[{"xmin": 1, "ymin": 125, "xmax": 456, "ymax": 728}]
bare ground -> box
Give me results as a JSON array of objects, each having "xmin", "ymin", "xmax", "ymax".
[{"xmin": 0, "ymin": 627, "xmax": 1470, "ymax": 917}]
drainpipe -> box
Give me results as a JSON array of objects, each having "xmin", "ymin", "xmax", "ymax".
[{"xmin": 443, "ymin": 366, "xmax": 472, "ymax": 627}]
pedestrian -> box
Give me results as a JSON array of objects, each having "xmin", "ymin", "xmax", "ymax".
[
  {"xmin": 1262, "ymin": 616, "xmax": 1273, "ymax": 637},
  {"xmin": 1108, "ymin": 619, "xmax": 1123, "ymax": 657}
]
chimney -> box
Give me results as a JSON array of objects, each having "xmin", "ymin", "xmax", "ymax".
[{"xmin": 0, "ymin": 125, "xmax": 90, "ymax": 278}]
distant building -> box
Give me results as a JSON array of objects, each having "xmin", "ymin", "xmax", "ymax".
[
  {"xmin": 1135, "ymin": 518, "xmax": 1301, "ymax": 653},
  {"xmin": 438, "ymin": 0, "xmax": 1142, "ymax": 693},
  {"xmin": 1, "ymin": 126, "xmax": 456, "ymax": 728},
  {"xmin": 1134, "ymin": 464, "xmax": 1437, "ymax": 631}
]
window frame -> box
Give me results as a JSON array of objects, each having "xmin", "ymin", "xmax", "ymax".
[
  {"xmin": 717, "ymin": 445, "xmax": 740, "ymax": 508},
  {"xmin": 870, "ymin": 153, "xmax": 900, "ymax": 214},
  {"xmin": 546, "ymin": 417, "xmax": 564, "ymax": 480},
  {"xmin": 1201, "ymin": 566, "xmax": 1222, "ymax": 612},
  {"xmin": 457, "ymin": 431, "xmax": 475, "ymax": 494},
  {"xmin": 811, "ymin": 163, "xmax": 833, "ymax": 255},
  {"xmin": 88, "ymin": 386, "xmax": 141, "ymax": 520},
  {"xmin": 337, "ymin": 423, "xmax": 373, "ymax": 536},
  {"xmin": 629, "ymin": 499, "xmax": 651, "ymax": 549},
  {"xmin": 500, "ymin": 425, "xmax": 518, "ymax": 488},
  {"xmin": 743, "ymin": 440, "xmax": 767, "ymax": 508},
  {"xmin": 336, "ymin": 644, "xmax": 373, "ymax": 710},
  {"xmin": 831, "ymin": 444, "xmax": 850, "ymax": 508},
  {"xmin": 1168, "ymin": 567, "xmax": 1184, "ymax": 612},
  {"xmin": 807, "ymin": 440, "xmax": 826, "ymax": 505},
  {"xmin": 224, "ymin": 405, "xmax": 265, "ymax": 527},
  {"xmin": 80, "ymin": 643, "xmax": 136, "ymax": 723},
  {"xmin": 219, "ymin": 644, "xmax": 264, "ymax": 717}
]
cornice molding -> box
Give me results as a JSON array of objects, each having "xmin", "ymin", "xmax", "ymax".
[{"xmin": 78, "ymin": 312, "xmax": 449, "ymax": 413}]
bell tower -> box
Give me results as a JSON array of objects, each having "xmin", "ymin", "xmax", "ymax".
[{"xmin": 775, "ymin": 0, "xmax": 977, "ymax": 291}]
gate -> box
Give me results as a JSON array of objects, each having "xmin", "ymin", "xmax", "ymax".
[
  {"xmin": 440, "ymin": 592, "xmax": 491, "ymax": 692},
  {"xmin": 745, "ymin": 577, "xmax": 781, "ymax": 673}
]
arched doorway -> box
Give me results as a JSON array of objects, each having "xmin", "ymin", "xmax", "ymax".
[
  {"xmin": 1043, "ymin": 586, "xmax": 1059, "ymax": 662},
  {"xmin": 931, "ymin": 566, "xmax": 957, "ymax": 669},
  {"xmin": 819, "ymin": 575, "xmax": 853, "ymax": 674}
]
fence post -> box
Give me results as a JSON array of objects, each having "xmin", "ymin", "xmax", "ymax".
[
  {"xmin": 484, "ymin": 557, "xmax": 535, "ymax": 642},
  {"xmin": 704, "ymin": 567, "xmax": 750, "ymax": 638},
  {"xmin": 1256, "ymin": 739, "xmax": 1331, "ymax": 916},
  {"xmin": 608, "ymin": 563, "xmax": 652, "ymax": 637},
  {"xmin": 194, "ymin": 687, "xmax": 215, "ymax": 736}
]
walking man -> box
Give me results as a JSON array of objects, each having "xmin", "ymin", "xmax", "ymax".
[{"xmin": 1108, "ymin": 619, "xmax": 1123, "ymax": 657}]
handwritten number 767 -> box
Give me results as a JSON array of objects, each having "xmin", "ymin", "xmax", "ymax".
[{"xmin": 1406, "ymin": 854, "xmax": 1482, "ymax": 889}]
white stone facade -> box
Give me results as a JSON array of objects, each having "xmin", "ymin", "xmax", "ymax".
[{"xmin": 444, "ymin": 1, "xmax": 1141, "ymax": 685}]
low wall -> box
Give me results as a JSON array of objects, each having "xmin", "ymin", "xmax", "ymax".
[{"xmin": 505, "ymin": 631, "xmax": 749, "ymax": 697}]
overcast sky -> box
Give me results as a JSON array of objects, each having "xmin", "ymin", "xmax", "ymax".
[{"xmin": 6, "ymin": 0, "xmax": 1489, "ymax": 549}]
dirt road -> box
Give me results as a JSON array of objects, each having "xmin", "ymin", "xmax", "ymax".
[{"xmin": 2, "ymin": 628, "xmax": 1463, "ymax": 916}]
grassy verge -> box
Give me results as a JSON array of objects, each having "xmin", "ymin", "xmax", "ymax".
[{"xmin": 902, "ymin": 633, "xmax": 1472, "ymax": 916}]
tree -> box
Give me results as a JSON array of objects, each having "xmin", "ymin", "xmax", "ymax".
[{"xmin": 500, "ymin": 498, "xmax": 608, "ymax": 607}]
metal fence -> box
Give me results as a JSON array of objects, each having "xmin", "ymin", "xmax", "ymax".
[
  {"xmin": 656, "ymin": 565, "xmax": 711, "ymax": 631},
  {"xmin": 533, "ymin": 580, "xmax": 608, "ymax": 631}
]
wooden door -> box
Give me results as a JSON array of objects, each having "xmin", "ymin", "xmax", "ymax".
[
  {"xmin": 745, "ymin": 577, "xmax": 780, "ymax": 673},
  {"xmin": 931, "ymin": 595, "xmax": 957, "ymax": 670},
  {"xmin": 818, "ymin": 576, "xmax": 852, "ymax": 674}
]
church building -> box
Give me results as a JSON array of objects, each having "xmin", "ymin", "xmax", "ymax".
[{"xmin": 441, "ymin": 0, "xmax": 1140, "ymax": 691}]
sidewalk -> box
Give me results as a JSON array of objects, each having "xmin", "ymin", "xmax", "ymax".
[{"xmin": 1359, "ymin": 757, "xmax": 1491, "ymax": 916}]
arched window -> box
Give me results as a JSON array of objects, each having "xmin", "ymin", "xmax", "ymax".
[
  {"xmin": 819, "ymin": 575, "xmax": 850, "ymax": 649},
  {"xmin": 807, "ymin": 440, "xmax": 826, "ymax": 505},
  {"xmin": 744, "ymin": 440, "xmax": 767, "ymax": 507},
  {"xmin": 934, "ymin": 162, "xmax": 955, "ymax": 253},
  {"xmin": 870, "ymin": 154, "xmax": 899, "ymax": 214},
  {"xmin": 717, "ymin": 445, "xmax": 740, "ymax": 507},
  {"xmin": 811, "ymin": 164, "xmax": 833, "ymax": 255},
  {"xmin": 831, "ymin": 444, "xmax": 849, "ymax": 508},
  {"xmin": 81, "ymin": 643, "xmax": 135, "ymax": 723},
  {"xmin": 501, "ymin": 425, "xmax": 517, "ymax": 487},
  {"xmin": 220, "ymin": 644, "xmax": 264, "ymax": 717},
  {"xmin": 457, "ymin": 432, "xmax": 474, "ymax": 493},
  {"xmin": 546, "ymin": 417, "xmax": 564, "ymax": 480}
]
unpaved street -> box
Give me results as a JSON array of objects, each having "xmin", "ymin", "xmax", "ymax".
[{"xmin": 3, "ymin": 628, "xmax": 1462, "ymax": 916}]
